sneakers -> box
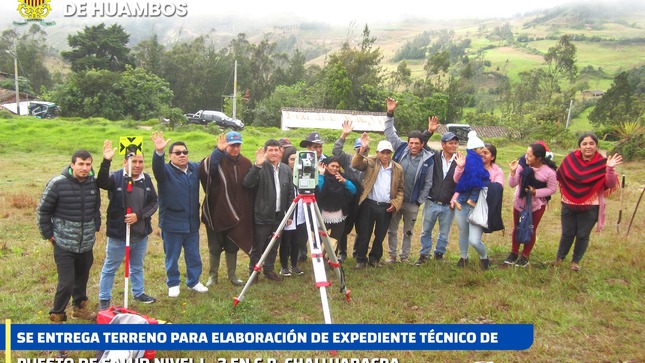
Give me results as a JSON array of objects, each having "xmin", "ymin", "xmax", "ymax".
[
  {"xmin": 480, "ymin": 258, "xmax": 490, "ymax": 270},
  {"xmin": 354, "ymin": 262, "xmax": 367, "ymax": 270},
  {"xmin": 191, "ymin": 282, "xmax": 209, "ymax": 293},
  {"xmin": 515, "ymin": 256, "xmax": 529, "ymax": 268},
  {"xmin": 434, "ymin": 252, "xmax": 444, "ymax": 260},
  {"xmin": 571, "ymin": 262, "xmax": 581, "ymax": 272},
  {"xmin": 264, "ymin": 271, "xmax": 283, "ymax": 282},
  {"xmin": 98, "ymin": 299, "xmax": 111, "ymax": 311},
  {"xmin": 368, "ymin": 259, "xmax": 382, "ymax": 268},
  {"xmin": 291, "ymin": 266, "xmax": 304, "ymax": 276},
  {"xmin": 414, "ymin": 254, "xmax": 429, "ymax": 266},
  {"xmin": 457, "ymin": 257, "xmax": 468, "ymax": 268},
  {"xmin": 338, "ymin": 253, "xmax": 347, "ymax": 263},
  {"xmin": 71, "ymin": 300, "xmax": 97, "ymax": 320},
  {"xmin": 168, "ymin": 286, "xmax": 180, "ymax": 297},
  {"xmin": 504, "ymin": 252, "xmax": 519, "ymax": 265},
  {"xmin": 385, "ymin": 256, "xmax": 397, "ymax": 264},
  {"xmin": 280, "ymin": 268, "xmax": 292, "ymax": 277},
  {"xmin": 134, "ymin": 293, "xmax": 157, "ymax": 304}
]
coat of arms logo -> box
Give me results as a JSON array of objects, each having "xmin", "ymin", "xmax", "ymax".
[{"xmin": 14, "ymin": 0, "xmax": 56, "ymax": 26}]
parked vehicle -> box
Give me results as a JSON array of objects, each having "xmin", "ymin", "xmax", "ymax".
[
  {"xmin": 186, "ymin": 110, "xmax": 244, "ymax": 130},
  {"xmin": 446, "ymin": 123, "xmax": 472, "ymax": 144},
  {"xmin": 28, "ymin": 101, "xmax": 61, "ymax": 119}
]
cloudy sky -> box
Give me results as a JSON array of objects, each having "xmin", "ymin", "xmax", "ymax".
[{"xmin": 3, "ymin": 0, "xmax": 594, "ymax": 26}]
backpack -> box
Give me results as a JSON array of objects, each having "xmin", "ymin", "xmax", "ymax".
[{"xmin": 515, "ymin": 192, "xmax": 534, "ymax": 244}]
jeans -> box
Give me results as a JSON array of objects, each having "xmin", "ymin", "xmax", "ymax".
[
  {"xmin": 162, "ymin": 230, "xmax": 202, "ymax": 288},
  {"xmin": 51, "ymin": 244, "xmax": 93, "ymax": 314},
  {"xmin": 387, "ymin": 202, "xmax": 419, "ymax": 259},
  {"xmin": 557, "ymin": 203, "xmax": 599, "ymax": 263},
  {"xmin": 419, "ymin": 201, "xmax": 455, "ymax": 256},
  {"xmin": 99, "ymin": 236, "xmax": 149, "ymax": 301},
  {"xmin": 455, "ymin": 203, "xmax": 488, "ymax": 259}
]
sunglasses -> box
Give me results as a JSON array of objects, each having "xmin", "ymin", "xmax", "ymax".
[{"xmin": 171, "ymin": 150, "xmax": 189, "ymax": 155}]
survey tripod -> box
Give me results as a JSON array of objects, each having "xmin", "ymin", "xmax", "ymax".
[{"xmin": 233, "ymin": 192, "xmax": 351, "ymax": 324}]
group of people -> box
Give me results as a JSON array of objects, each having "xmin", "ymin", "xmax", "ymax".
[{"xmin": 35, "ymin": 97, "xmax": 623, "ymax": 326}]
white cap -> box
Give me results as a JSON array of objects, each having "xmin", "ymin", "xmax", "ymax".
[
  {"xmin": 466, "ymin": 131, "xmax": 485, "ymax": 150},
  {"xmin": 377, "ymin": 140, "xmax": 394, "ymax": 152}
]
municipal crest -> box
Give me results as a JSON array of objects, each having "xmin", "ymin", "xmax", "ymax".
[{"xmin": 14, "ymin": 0, "xmax": 55, "ymax": 26}]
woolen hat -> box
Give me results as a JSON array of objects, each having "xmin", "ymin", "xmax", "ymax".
[
  {"xmin": 376, "ymin": 140, "xmax": 394, "ymax": 152},
  {"xmin": 299, "ymin": 132, "xmax": 323, "ymax": 147},
  {"xmin": 466, "ymin": 131, "xmax": 485, "ymax": 150},
  {"xmin": 226, "ymin": 131, "xmax": 243, "ymax": 144}
]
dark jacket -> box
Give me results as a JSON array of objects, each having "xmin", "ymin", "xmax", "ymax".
[
  {"xmin": 199, "ymin": 148, "xmax": 254, "ymax": 253},
  {"xmin": 243, "ymin": 160, "xmax": 294, "ymax": 225},
  {"xmin": 152, "ymin": 152, "xmax": 201, "ymax": 233},
  {"xmin": 427, "ymin": 151, "xmax": 458, "ymax": 204},
  {"xmin": 37, "ymin": 165, "xmax": 101, "ymax": 253},
  {"xmin": 483, "ymin": 181, "xmax": 505, "ymax": 233},
  {"xmin": 96, "ymin": 158, "xmax": 158, "ymax": 241},
  {"xmin": 385, "ymin": 115, "xmax": 434, "ymax": 205}
]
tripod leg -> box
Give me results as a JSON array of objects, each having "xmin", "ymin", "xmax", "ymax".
[
  {"xmin": 303, "ymin": 200, "xmax": 334, "ymax": 324},
  {"xmin": 312, "ymin": 201, "xmax": 351, "ymax": 302},
  {"xmin": 234, "ymin": 200, "xmax": 298, "ymax": 307}
]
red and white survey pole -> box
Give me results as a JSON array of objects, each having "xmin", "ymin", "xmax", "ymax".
[{"xmin": 123, "ymin": 152, "xmax": 134, "ymax": 309}]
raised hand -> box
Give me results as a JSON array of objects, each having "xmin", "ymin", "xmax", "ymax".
[
  {"xmin": 254, "ymin": 147, "xmax": 266, "ymax": 167},
  {"xmin": 341, "ymin": 119, "xmax": 354, "ymax": 138},
  {"xmin": 386, "ymin": 97, "xmax": 398, "ymax": 114},
  {"xmin": 428, "ymin": 116, "xmax": 440, "ymax": 132},
  {"xmin": 103, "ymin": 140, "xmax": 117, "ymax": 161},
  {"xmin": 509, "ymin": 159, "xmax": 519, "ymax": 174},
  {"xmin": 455, "ymin": 152, "xmax": 466, "ymax": 168},
  {"xmin": 318, "ymin": 161, "xmax": 326, "ymax": 175},
  {"xmin": 359, "ymin": 132, "xmax": 370, "ymax": 151},
  {"xmin": 151, "ymin": 131, "xmax": 170, "ymax": 153},
  {"xmin": 217, "ymin": 133, "xmax": 229, "ymax": 151},
  {"xmin": 606, "ymin": 154, "xmax": 623, "ymax": 168}
]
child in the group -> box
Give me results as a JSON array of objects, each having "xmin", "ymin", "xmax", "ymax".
[{"xmin": 454, "ymin": 131, "xmax": 489, "ymax": 210}]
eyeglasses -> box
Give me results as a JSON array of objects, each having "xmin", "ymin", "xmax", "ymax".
[{"xmin": 171, "ymin": 150, "xmax": 189, "ymax": 155}]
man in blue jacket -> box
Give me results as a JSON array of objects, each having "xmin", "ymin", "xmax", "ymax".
[
  {"xmin": 97, "ymin": 141, "xmax": 159, "ymax": 310},
  {"xmin": 151, "ymin": 131, "xmax": 208, "ymax": 297}
]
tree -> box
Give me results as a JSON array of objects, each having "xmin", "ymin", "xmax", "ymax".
[
  {"xmin": 133, "ymin": 34, "xmax": 164, "ymax": 76},
  {"xmin": 121, "ymin": 65, "xmax": 173, "ymax": 120},
  {"xmin": 62, "ymin": 23, "xmax": 134, "ymax": 72},
  {"xmin": 542, "ymin": 34, "xmax": 578, "ymax": 104},
  {"xmin": 0, "ymin": 25, "xmax": 52, "ymax": 94},
  {"xmin": 589, "ymin": 68, "xmax": 645, "ymax": 127}
]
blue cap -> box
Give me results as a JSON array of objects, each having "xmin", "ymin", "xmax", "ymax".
[
  {"xmin": 441, "ymin": 132, "xmax": 459, "ymax": 142},
  {"xmin": 226, "ymin": 131, "xmax": 243, "ymax": 144},
  {"xmin": 353, "ymin": 137, "xmax": 362, "ymax": 149}
]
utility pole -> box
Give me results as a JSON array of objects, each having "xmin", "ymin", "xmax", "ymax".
[
  {"xmin": 232, "ymin": 60, "xmax": 237, "ymax": 119},
  {"xmin": 8, "ymin": 41, "xmax": 20, "ymax": 115},
  {"xmin": 565, "ymin": 99, "xmax": 573, "ymax": 129}
]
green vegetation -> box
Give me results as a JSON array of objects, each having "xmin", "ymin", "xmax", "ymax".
[{"xmin": 0, "ymin": 119, "xmax": 643, "ymax": 362}]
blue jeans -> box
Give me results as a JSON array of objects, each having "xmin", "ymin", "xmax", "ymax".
[
  {"xmin": 419, "ymin": 201, "xmax": 455, "ymax": 256},
  {"xmin": 162, "ymin": 230, "xmax": 202, "ymax": 288},
  {"xmin": 455, "ymin": 204, "xmax": 488, "ymax": 259},
  {"xmin": 98, "ymin": 237, "xmax": 148, "ymax": 301}
]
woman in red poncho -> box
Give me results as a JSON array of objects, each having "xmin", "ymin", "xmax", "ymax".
[{"xmin": 555, "ymin": 133, "xmax": 622, "ymax": 271}]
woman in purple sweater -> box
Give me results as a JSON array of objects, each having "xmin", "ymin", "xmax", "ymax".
[{"xmin": 505, "ymin": 142, "xmax": 558, "ymax": 267}]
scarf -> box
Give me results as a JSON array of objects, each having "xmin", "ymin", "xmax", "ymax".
[
  {"xmin": 455, "ymin": 149, "xmax": 490, "ymax": 193},
  {"xmin": 518, "ymin": 155, "xmax": 548, "ymax": 200},
  {"xmin": 557, "ymin": 150, "xmax": 607, "ymax": 204},
  {"xmin": 316, "ymin": 172, "xmax": 353, "ymax": 215}
]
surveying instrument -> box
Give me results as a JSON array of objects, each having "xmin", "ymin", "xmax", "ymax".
[{"xmin": 234, "ymin": 150, "xmax": 351, "ymax": 323}]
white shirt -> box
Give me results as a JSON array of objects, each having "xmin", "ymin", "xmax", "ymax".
[{"xmin": 368, "ymin": 162, "xmax": 393, "ymax": 203}]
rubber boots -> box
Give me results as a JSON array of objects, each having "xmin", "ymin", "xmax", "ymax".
[
  {"xmin": 226, "ymin": 252, "xmax": 244, "ymax": 286},
  {"xmin": 206, "ymin": 252, "xmax": 220, "ymax": 286},
  {"xmin": 71, "ymin": 300, "xmax": 97, "ymax": 320}
]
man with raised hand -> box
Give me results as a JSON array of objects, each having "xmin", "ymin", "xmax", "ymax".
[
  {"xmin": 243, "ymin": 139, "xmax": 294, "ymax": 282},
  {"xmin": 383, "ymin": 97, "xmax": 436, "ymax": 264},
  {"xmin": 199, "ymin": 131, "xmax": 254, "ymax": 287},
  {"xmin": 151, "ymin": 131, "xmax": 207, "ymax": 297},
  {"xmin": 96, "ymin": 141, "xmax": 159, "ymax": 310}
]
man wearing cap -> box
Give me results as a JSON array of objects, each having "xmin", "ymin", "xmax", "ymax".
[
  {"xmin": 199, "ymin": 132, "xmax": 254, "ymax": 287},
  {"xmin": 383, "ymin": 97, "xmax": 437, "ymax": 264},
  {"xmin": 243, "ymin": 139, "xmax": 294, "ymax": 282},
  {"xmin": 415, "ymin": 128, "xmax": 462, "ymax": 265},
  {"xmin": 300, "ymin": 132, "xmax": 327, "ymax": 162},
  {"xmin": 351, "ymin": 132, "xmax": 404, "ymax": 269},
  {"xmin": 331, "ymin": 120, "xmax": 367, "ymax": 261}
]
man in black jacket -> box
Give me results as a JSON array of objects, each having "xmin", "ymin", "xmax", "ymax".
[
  {"xmin": 37, "ymin": 149, "xmax": 101, "ymax": 323},
  {"xmin": 243, "ymin": 139, "xmax": 294, "ymax": 282},
  {"xmin": 96, "ymin": 141, "xmax": 159, "ymax": 310}
]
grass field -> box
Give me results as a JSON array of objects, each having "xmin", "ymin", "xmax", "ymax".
[{"xmin": 1, "ymin": 117, "xmax": 644, "ymax": 362}]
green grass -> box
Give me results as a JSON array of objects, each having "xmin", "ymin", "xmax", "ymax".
[{"xmin": 1, "ymin": 117, "xmax": 644, "ymax": 362}]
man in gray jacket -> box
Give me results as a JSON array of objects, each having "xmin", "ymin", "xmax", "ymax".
[
  {"xmin": 384, "ymin": 97, "xmax": 437, "ymax": 263},
  {"xmin": 37, "ymin": 149, "xmax": 101, "ymax": 323}
]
